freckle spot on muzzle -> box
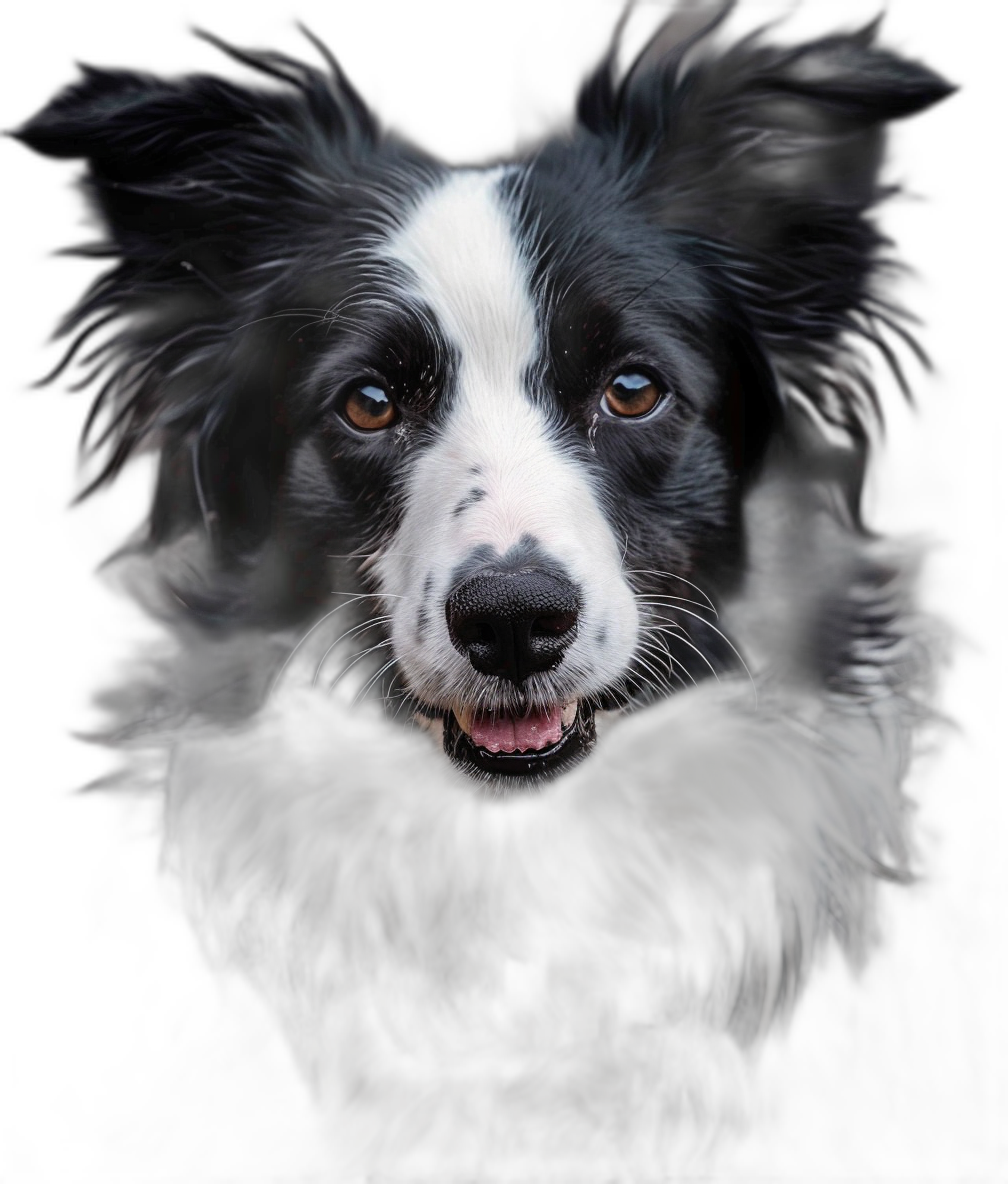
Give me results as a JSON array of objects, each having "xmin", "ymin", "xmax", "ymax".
[
  {"xmin": 451, "ymin": 487, "xmax": 486, "ymax": 518},
  {"xmin": 416, "ymin": 571, "xmax": 434, "ymax": 638}
]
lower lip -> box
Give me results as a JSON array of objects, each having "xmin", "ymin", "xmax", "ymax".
[{"xmin": 441, "ymin": 700, "xmax": 596, "ymax": 783}]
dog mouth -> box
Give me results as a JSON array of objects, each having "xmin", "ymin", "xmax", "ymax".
[{"xmin": 439, "ymin": 698, "xmax": 596, "ymax": 782}]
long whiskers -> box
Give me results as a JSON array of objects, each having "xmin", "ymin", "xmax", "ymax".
[
  {"xmin": 271, "ymin": 591, "xmax": 398, "ymax": 698},
  {"xmin": 313, "ymin": 615, "xmax": 393, "ymax": 688},
  {"xmin": 636, "ymin": 634, "xmax": 698, "ymax": 689},
  {"xmin": 270, "ymin": 600, "xmax": 361, "ymax": 697},
  {"xmin": 645, "ymin": 620, "xmax": 721, "ymax": 684},
  {"xmin": 640, "ymin": 600, "xmax": 758, "ymax": 707},
  {"xmin": 351, "ymin": 655, "xmax": 402, "ymax": 707},
  {"xmin": 328, "ymin": 636, "xmax": 395, "ymax": 696},
  {"xmin": 623, "ymin": 568, "xmax": 718, "ymax": 615}
]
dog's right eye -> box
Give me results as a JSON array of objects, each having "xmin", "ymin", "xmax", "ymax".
[
  {"xmin": 340, "ymin": 384, "xmax": 398, "ymax": 432},
  {"xmin": 602, "ymin": 371, "xmax": 666, "ymax": 419}
]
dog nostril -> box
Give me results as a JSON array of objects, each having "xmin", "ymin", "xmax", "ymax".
[
  {"xmin": 531, "ymin": 611, "xmax": 578, "ymax": 638},
  {"xmin": 453, "ymin": 618, "xmax": 500, "ymax": 649},
  {"xmin": 445, "ymin": 570, "xmax": 581, "ymax": 686}
]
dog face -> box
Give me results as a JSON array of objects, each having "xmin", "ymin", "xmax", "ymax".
[{"xmin": 275, "ymin": 164, "xmax": 734, "ymax": 795}]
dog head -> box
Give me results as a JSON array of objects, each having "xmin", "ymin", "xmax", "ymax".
[{"xmin": 16, "ymin": 8, "xmax": 951, "ymax": 784}]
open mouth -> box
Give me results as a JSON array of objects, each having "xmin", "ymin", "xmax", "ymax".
[{"xmin": 441, "ymin": 699, "xmax": 596, "ymax": 781}]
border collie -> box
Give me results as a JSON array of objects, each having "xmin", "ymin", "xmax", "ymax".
[{"xmin": 17, "ymin": 4, "xmax": 951, "ymax": 1176}]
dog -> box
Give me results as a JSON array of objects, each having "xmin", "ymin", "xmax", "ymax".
[{"xmin": 16, "ymin": 4, "xmax": 951, "ymax": 1177}]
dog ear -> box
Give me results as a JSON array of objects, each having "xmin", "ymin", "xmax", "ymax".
[
  {"xmin": 14, "ymin": 35, "xmax": 386, "ymax": 563},
  {"xmin": 578, "ymin": 6, "xmax": 954, "ymax": 433}
]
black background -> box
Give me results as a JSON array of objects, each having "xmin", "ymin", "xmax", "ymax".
[{"xmin": 5, "ymin": 2, "xmax": 999, "ymax": 1184}]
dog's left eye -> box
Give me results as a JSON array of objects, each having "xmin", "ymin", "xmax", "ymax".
[
  {"xmin": 341, "ymin": 383, "xmax": 398, "ymax": 432},
  {"xmin": 602, "ymin": 372, "xmax": 665, "ymax": 419}
]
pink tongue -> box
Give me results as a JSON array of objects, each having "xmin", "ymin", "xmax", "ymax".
[{"xmin": 469, "ymin": 704, "xmax": 563, "ymax": 754}]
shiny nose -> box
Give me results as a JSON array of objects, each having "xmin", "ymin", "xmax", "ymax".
[{"xmin": 445, "ymin": 569, "xmax": 580, "ymax": 686}]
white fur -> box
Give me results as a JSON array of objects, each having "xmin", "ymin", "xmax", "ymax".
[
  {"xmin": 376, "ymin": 169, "xmax": 638, "ymax": 709},
  {"xmin": 166, "ymin": 670, "xmax": 912, "ymax": 1178}
]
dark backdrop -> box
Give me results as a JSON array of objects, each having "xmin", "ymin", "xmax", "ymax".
[{"xmin": 5, "ymin": 2, "xmax": 999, "ymax": 1184}]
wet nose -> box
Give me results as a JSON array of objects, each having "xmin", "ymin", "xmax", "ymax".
[{"xmin": 445, "ymin": 569, "xmax": 580, "ymax": 686}]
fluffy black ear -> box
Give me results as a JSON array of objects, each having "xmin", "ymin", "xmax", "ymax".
[
  {"xmin": 578, "ymin": 6, "xmax": 954, "ymax": 431},
  {"xmin": 14, "ymin": 34, "xmax": 392, "ymax": 561}
]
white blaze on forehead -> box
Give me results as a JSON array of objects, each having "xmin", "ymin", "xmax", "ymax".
[
  {"xmin": 378, "ymin": 168, "xmax": 639, "ymax": 706},
  {"xmin": 383, "ymin": 167, "xmax": 537, "ymax": 392}
]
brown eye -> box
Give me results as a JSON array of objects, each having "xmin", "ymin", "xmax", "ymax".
[
  {"xmin": 342, "ymin": 384, "xmax": 397, "ymax": 431},
  {"xmin": 602, "ymin": 372, "xmax": 664, "ymax": 419}
]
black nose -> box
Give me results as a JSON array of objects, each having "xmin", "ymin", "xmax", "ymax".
[{"xmin": 445, "ymin": 569, "xmax": 580, "ymax": 686}]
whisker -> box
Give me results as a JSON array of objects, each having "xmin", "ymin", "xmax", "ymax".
[
  {"xmin": 661, "ymin": 630, "xmax": 721, "ymax": 684},
  {"xmin": 313, "ymin": 616, "xmax": 393, "ymax": 688},
  {"xmin": 328, "ymin": 638, "xmax": 394, "ymax": 695},
  {"xmin": 270, "ymin": 601, "xmax": 360, "ymax": 697},
  {"xmin": 623, "ymin": 568, "xmax": 718, "ymax": 614},
  {"xmin": 634, "ymin": 594, "xmax": 715, "ymax": 616},
  {"xmin": 330, "ymin": 590, "xmax": 408, "ymax": 599},
  {"xmin": 229, "ymin": 308, "xmax": 330, "ymax": 334},
  {"xmin": 647, "ymin": 605, "xmax": 757, "ymax": 705},
  {"xmin": 632, "ymin": 647, "xmax": 690, "ymax": 692},
  {"xmin": 636, "ymin": 635, "xmax": 696, "ymax": 690},
  {"xmin": 351, "ymin": 656, "xmax": 401, "ymax": 707}
]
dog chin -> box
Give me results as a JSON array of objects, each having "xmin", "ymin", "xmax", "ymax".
[{"xmin": 416, "ymin": 698, "xmax": 597, "ymax": 784}]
